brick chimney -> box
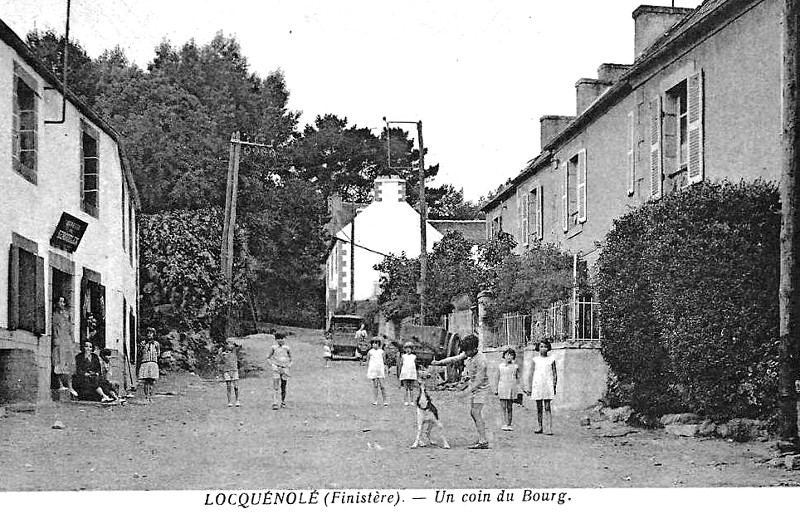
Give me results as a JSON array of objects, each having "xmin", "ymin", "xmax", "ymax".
[
  {"xmin": 597, "ymin": 63, "xmax": 632, "ymax": 83},
  {"xmin": 540, "ymin": 115, "xmax": 575, "ymax": 150},
  {"xmin": 632, "ymin": 5, "xmax": 695, "ymax": 59},
  {"xmin": 575, "ymin": 78, "xmax": 613, "ymax": 115},
  {"xmin": 373, "ymin": 175, "xmax": 407, "ymax": 203}
]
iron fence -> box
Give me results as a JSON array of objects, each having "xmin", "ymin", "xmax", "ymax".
[{"xmin": 545, "ymin": 298, "xmax": 602, "ymax": 345}]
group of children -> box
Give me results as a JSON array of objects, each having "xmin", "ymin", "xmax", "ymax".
[
  {"xmin": 358, "ymin": 333, "xmax": 559, "ymax": 448},
  {"xmin": 215, "ymin": 332, "xmax": 293, "ymax": 410},
  {"xmin": 212, "ymin": 325, "xmax": 558, "ymax": 451}
]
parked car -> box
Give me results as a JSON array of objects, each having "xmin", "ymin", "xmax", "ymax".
[{"xmin": 327, "ymin": 315, "xmax": 369, "ymax": 359}]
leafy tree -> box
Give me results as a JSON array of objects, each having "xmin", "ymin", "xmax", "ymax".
[
  {"xmin": 485, "ymin": 242, "xmax": 574, "ymax": 324},
  {"xmin": 375, "ymin": 254, "xmax": 420, "ymax": 323},
  {"xmin": 426, "ymin": 231, "xmax": 483, "ymax": 320},
  {"xmin": 26, "ymin": 29, "xmax": 100, "ymax": 106},
  {"xmin": 427, "ymin": 184, "xmax": 485, "ymax": 220},
  {"xmin": 475, "ymin": 231, "xmax": 517, "ymax": 290}
]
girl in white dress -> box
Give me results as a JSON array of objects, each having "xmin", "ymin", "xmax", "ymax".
[
  {"xmin": 399, "ymin": 341, "xmax": 419, "ymax": 405},
  {"xmin": 494, "ymin": 347, "xmax": 520, "ymax": 431},
  {"xmin": 527, "ymin": 340, "xmax": 558, "ymax": 434},
  {"xmin": 366, "ymin": 337, "xmax": 389, "ymax": 406}
]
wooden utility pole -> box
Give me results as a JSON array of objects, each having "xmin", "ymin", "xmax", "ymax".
[
  {"xmin": 417, "ymin": 121, "xmax": 427, "ymax": 325},
  {"xmin": 384, "ymin": 117, "xmax": 429, "ymax": 325},
  {"xmin": 350, "ymin": 214, "xmax": 356, "ymax": 305},
  {"xmin": 780, "ymin": 0, "xmax": 800, "ymax": 446},
  {"xmin": 221, "ymin": 131, "xmax": 242, "ymax": 288}
]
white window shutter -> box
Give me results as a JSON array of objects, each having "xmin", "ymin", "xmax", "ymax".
[
  {"xmin": 687, "ymin": 71, "xmax": 704, "ymax": 184},
  {"xmin": 577, "ymin": 149, "xmax": 587, "ymax": 223},
  {"xmin": 562, "ymin": 161, "xmax": 569, "ymax": 232},
  {"xmin": 649, "ymin": 96, "xmax": 663, "ymax": 199},
  {"xmin": 516, "ymin": 187, "xmax": 525, "ymax": 244},
  {"xmin": 627, "ymin": 111, "xmax": 635, "ymax": 196},
  {"xmin": 537, "ymin": 184, "xmax": 544, "ymax": 240},
  {"xmin": 521, "ymin": 188, "xmax": 530, "ymax": 246}
]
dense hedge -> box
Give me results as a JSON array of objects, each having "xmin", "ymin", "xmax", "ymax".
[{"xmin": 597, "ymin": 180, "xmax": 781, "ymax": 421}]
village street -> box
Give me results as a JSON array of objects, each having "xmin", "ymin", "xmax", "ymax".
[{"xmin": 0, "ymin": 328, "xmax": 798, "ymax": 492}]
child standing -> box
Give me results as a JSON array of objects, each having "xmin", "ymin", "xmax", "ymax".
[
  {"xmin": 494, "ymin": 347, "xmax": 520, "ymax": 431},
  {"xmin": 399, "ymin": 341, "xmax": 418, "ymax": 405},
  {"xmin": 217, "ymin": 341, "xmax": 241, "ymax": 407},
  {"xmin": 267, "ymin": 333, "xmax": 292, "ymax": 410},
  {"xmin": 322, "ymin": 339, "xmax": 332, "ymax": 369},
  {"xmin": 138, "ymin": 327, "xmax": 160, "ymax": 404},
  {"xmin": 526, "ymin": 340, "xmax": 558, "ymax": 435},
  {"xmin": 431, "ymin": 334, "xmax": 490, "ymax": 449},
  {"xmin": 366, "ymin": 337, "xmax": 388, "ymax": 406}
]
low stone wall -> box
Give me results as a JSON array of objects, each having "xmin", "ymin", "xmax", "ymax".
[
  {"xmin": 484, "ymin": 345, "xmax": 607, "ymax": 410},
  {"xmin": 0, "ymin": 328, "xmax": 51, "ymax": 404}
]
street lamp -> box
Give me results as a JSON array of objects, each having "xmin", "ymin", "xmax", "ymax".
[{"xmin": 383, "ymin": 117, "xmax": 428, "ymax": 325}]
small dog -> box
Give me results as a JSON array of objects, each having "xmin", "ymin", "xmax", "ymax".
[{"xmin": 410, "ymin": 382, "xmax": 450, "ymax": 449}]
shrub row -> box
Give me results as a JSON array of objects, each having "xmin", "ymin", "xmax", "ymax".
[{"xmin": 597, "ymin": 180, "xmax": 781, "ymax": 422}]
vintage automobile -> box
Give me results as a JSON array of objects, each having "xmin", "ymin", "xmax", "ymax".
[
  {"xmin": 327, "ymin": 314, "xmax": 370, "ymax": 359},
  {"xmin": 388, "ymin": 324, "xmax": 464, "ymax": 382}
]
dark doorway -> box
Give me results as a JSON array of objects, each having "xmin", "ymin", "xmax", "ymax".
[
  {"xmin": 50, "ymin": 268, "xmax": 73, "ymax": 390},
  {"xmin": 80, "ymin": 272, "xmax": 106, "ymax": 350}
]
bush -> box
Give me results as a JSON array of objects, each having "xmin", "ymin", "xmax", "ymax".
[{"xmin": 597, "ymin": 180, "xmax": 780, "ymax": 420}]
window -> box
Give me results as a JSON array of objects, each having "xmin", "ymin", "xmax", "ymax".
[
  {"xmin": 528, "ymin": 185, "xmax": 544, "ymax": 241},
  {"xmin": 491, "ymin": 215, "xmax": 503, "ymax": 238},
  {"xmin": 650, "ymin": 70, "xmax": 704, "ymax": 198},
  {"xmin": 12, "ymin": 63, "xmax": 38, "ymax": 183},
  {"xmin": 627, "ymin": 111, "xmax": 635, "ymax": 196},
  {"xmin": 7, "ymin": 235, "xmax": 45, "ymax": 334},
  {"xmin": 81, "ymin": 123, "xmax": 100, "ymax": 217},
  {"xmin": 562, "ymin": 149, "xmax": 587, "ymax": 232}
]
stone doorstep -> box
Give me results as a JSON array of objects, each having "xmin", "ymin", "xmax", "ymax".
[
  {"xmin": 3, "ymin": 403, "xmax": 37, "ymax": 414},
  {"xmin": 665, "ymin": 423, "xmax": 701, "ymax": 437}
]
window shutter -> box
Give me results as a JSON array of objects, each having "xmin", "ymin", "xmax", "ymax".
[
  {"xmin": 687, "ymin": 71, "xmax": 704, "ymax": 184},
  {"xmin": 649, "ymin": 96, "xmax": 663, "ymax": 199},
  {"xmin": 8, "ymin": 245, "xmax": 20, "ymax": 330},
  {"xmin": 80, "ymin": 130, "xmax": 85, "ymax": 207},
  {"xmin": 34, "ymin": 255, "xmax": 45, "ymax": 335},
  {"xmin": 577, "ymin": 149, "xmax": 587, "ymax": 223},
  {"xmin": 522, "ymin": 188, "xmax": 530, "ymax": 245},
  {"xmin": 537, "ymin": 185, "xmax": 544, "ymax": 240},
  {"xmin": 562, "ymin": 161, "xmax": 569, "ymax": 232},
  {"xmin": 516, "ymin": 188, "xmax": 524, "ymax": 244},
  {"xmin": 627, "ymin": 111, "xmax": 635, "ymax": 196}
]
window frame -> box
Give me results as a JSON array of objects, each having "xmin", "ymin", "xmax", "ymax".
[
  {"xmin": 81, "ymin": 121, "xmax": 101, "ymax": 218},
  {"xmin": 7, "ymin": 233, "xmax": 45, "ymax": 335},
  {"xmin": 12, "ymin": 62, "xmax": 39, "ymax": 184}
]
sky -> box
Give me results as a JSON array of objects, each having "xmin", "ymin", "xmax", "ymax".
[{"xmin": 1, "ymin": 0, "xmax": 703, "ymax": 201}]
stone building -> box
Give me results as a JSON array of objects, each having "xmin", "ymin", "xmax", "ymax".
[
  {"xmin": 0, "ymin": 19, "xmax": 140, "ymax": 404},
  {"xmin": 482, "ymin": 0, "xmax": 781, "ymax": 408}
]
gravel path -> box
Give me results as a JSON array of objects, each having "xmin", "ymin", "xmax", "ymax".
[{"xmin": 0, "ymin": 327, "xmax": 797, "ymax": 490}]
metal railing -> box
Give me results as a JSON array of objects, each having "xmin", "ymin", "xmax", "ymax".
[
  {"xmin": 545, "ymin": 299, "xmax": 602, "ymax": 346},
  {"xmin": 484, "ymin": 312, "xmax": 530, "ymax": 348}
]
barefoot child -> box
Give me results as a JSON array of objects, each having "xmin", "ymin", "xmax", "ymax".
[
  {"xmin": 399, "ymin": 341, "xmax": 418, "ymax": 405},
  {"xmin": 217, "ymin": 341, "xmax": 241, "ymax": 407},
  {"xmin": 431, "ymin": 334, "xmax": 490, "ymax": 449},
  {"xmin": 366, "ymin": 337, "xmax": 388, "ymax": 406},
  {"xmin": 526, "ymin": 340, "xmax": 558, "ymax": 435},
  {"xmin": 494, "ymin": 347, "xmax": 520, "ymax": 431},
  {"xmin": 267, "ymin": 333, "xmax": 292, "ymax": 410}
]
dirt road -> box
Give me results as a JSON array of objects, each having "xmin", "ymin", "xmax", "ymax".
[{"xmin": 0, "ymin": 327, "xmax": 798, "ymax": 491}]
